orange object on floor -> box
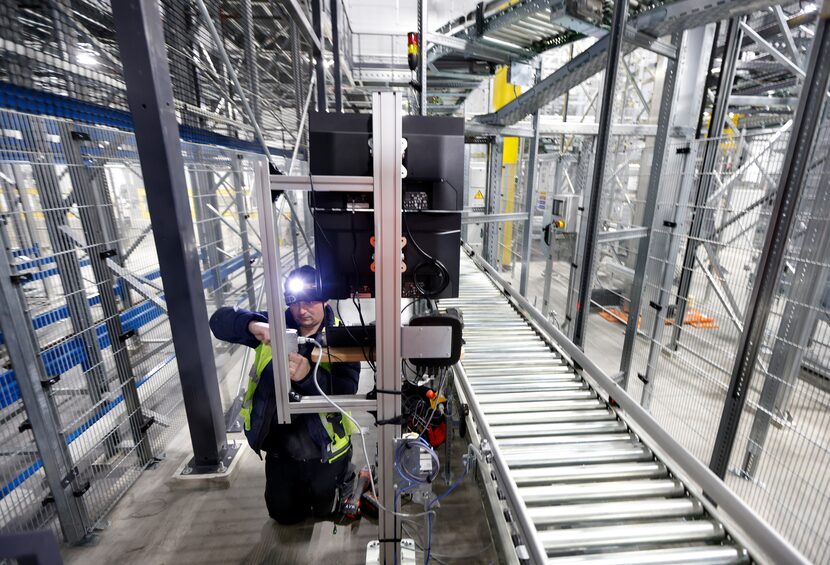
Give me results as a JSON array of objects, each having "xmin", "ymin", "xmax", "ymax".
[
  {"xmin": 665, "ymin": 308, "xmax": 718, "ymax": 329},
  {"xmin": 598, "ymin": 307, "xmax": 640, "ymax": 328}
]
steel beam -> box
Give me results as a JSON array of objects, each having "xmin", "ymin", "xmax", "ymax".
[
  {"xmin": 242, "ymin": 0, "xmax": 261, "ymax": 124},
  {"xmin": 419, "ymin": 0, "xmax": 428, "ymax": 115},
  {"xmin": 740, "ymin": 20, "xmax": 806, "ymax": 78},
  {"xmin": 671, "ymin": 17, "xmax": 744, "ymax": 351},
  {"xmin": 572, "ymin": 0, "xmax": 628, "ymax": 348},
  {"xmin": 112, "ymin": 0, "xmax": 228, "ymax": 470},
  {"xmin": 519, "ymin": 61, "xmax": 542, "ymax": 297},
  {"xmin": 232, "ymin": 155, "xmax": 257, "ymax": 308},
  {"xmin": 330, "ymin": 0, "xmax": 343, "ymax": 112},
  {"xmin": 483, "ymin": 138, "xmax": 503, "ymax": 265},
  {"xmin": 426, "ymin": 33, "xmax": 531, "ymax": 65},
  {"xmin": 275, "ymin": 0, "xmax": 324, "ymax": 54},
  {"xmin": 740, "ymin": 160, "xmax": 830, "ymax": 477},
  {"xmin": 312, "ymin": 0, "xmax": 327, "ymax": 112},
  {"xmin": 709, "ymin": 6, "xmax": 830, "ymax": 479},
  {"xmin": 730, "ymin": 95, "xmax": 800, "ymax": 107}
]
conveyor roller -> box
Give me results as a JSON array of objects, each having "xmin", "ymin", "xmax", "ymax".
[{"xmin": 442, "ymin": 256, "xmax": 750, "ymax": 564}]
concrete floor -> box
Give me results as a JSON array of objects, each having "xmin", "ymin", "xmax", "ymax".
[{"xmin": 62, "ymin": 344, "xmax": 499, "ymax": 565}]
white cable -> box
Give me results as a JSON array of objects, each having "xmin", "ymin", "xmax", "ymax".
[{"xmin": 302, "ymin": 338, "xmax": 436, "ymax": 519}]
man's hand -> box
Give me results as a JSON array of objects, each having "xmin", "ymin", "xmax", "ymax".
[
  {"xmin": 288, "ymin": 352, "xmax": 311, "ymax": 382},
  {"xmin": 248, "ymin": 321, "xmax": 270, "ymax": 345}
]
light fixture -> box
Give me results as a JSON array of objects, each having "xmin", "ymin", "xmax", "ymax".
[{"xmin": 287, "ymin": 276, "xmax": 305, "ymax": 295}]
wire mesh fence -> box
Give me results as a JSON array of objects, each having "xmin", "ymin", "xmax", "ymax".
[
  {"xmin": 626, "ymin": 127, "xmax": 791, "ymax": 458},
  {"xmin": 0, "ymin": 0, "xmax": 308, "ymax": 155},
  {"xmin": 722, "ymin": 104, "xmax": 830, "ymax": 563},
  {"xmin": 0, "ymin": 108, "xmax": 312, "ymax": 541}
]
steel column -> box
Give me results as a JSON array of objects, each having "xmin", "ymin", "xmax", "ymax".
[
  {"xmin": 241, "ymin": 0, "xmax": 262, "ymax": 124},
  {"xmin": 671, "ymin": 17, "xmax": 744, "ymax": 350},
  {"xmin": 541, "ymin": 154, "xmax": 562, "ymax": 318},
  {"xmin": 565, "ymin": 147, "xmax": 593, "ymax": 339},
  {"xmin": 290, "ymin": 26, "xmax": 306, "ymax": 151},
  {"xmin": 418, "ymin": 0, "xmax": 428, "ymax": 115},
  {"xmin": 709, "ymin": 6, "xmax": 830, "ymax": 479},
  {"xmin": 312, "ymin": 0, "xmax": 328, "ymax": 113},
  {"xmin": 373, "ymin": 92, "xmax": 403, "ymax": 564},
  {"xmin": 112, "ymin": 0, "xmax": 228, "ymax": 469},
  {"xmin": 330, "ymin": 0, "xmax": 343, "ymax": 112},
  {"xmin": 483, "ymin": 138, "xmax": 503, "ymax": 265},
  {"xmin": 619, "ymin": 33, "xmax": 682, "ymax": 385},
  {"xmin": 620, "ymin": 26, "xmax": 714, "ymax": 385},
  {"xmin": 233, "ymin": 155, "xmax": 257, "ymax": 308},
  {"xmin": 740, "ymin": 159, "xmax": 830, "ymax": 477},
  {"xmin": 0, "ymin": 228, "xmax": 90, "ymax": 544},
  {"xmin": 572, "ymin": 0, "xmax": 628, "ymax": 348},
  {"xmin": 519, "ymin": 61, "xmax": 542, "ymax": 297},
  {"xmin": 59, "ymin": 125, "xmax": 151, "ymax": 464},
  {"xmin": 20, "ymin": 117, "xmax": 109, "ymax": 404}
]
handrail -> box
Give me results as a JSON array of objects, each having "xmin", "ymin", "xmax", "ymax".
[{"xmin": 461, "ymin": 243, "xmax": 809, "ymax": 565}]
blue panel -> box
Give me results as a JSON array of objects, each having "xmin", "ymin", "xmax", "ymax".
[{"xmin": 0, "ymin": 82, "xmax": 298, "ymax": 158}]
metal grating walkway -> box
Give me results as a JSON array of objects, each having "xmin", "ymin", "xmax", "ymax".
[{"xmin": 441, "ymin": 256, "xmax": 748, "ymax": 564}]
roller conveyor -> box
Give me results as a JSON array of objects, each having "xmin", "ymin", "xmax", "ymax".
[{"xmin": 441, "ymin": 257, "xmax": 750, "ymax": 564}]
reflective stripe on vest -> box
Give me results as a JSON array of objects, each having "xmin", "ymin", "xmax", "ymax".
[{"xmin": 239, "ymin": 328, "xmax": 353, "ymax": 463}]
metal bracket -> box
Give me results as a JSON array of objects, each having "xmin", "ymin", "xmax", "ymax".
[
  {"xmin": 72, "ymin": 481, "xmax": 91, "ymax": 497},
  {"xmin": 10, "ymin": 273, "xmax": 33, "ymax": 285},
  {"xmin": 119, "ymin": 329, "xmax": 137, "ymax": 342},
  {"xmin": 60, "ymin": 467, "xmax": 80, "ymax": 489}
]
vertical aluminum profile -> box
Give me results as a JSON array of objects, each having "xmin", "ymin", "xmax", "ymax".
[{"xmin": 372, "ymin": 92, "xmax": 404, "ymax": 564}]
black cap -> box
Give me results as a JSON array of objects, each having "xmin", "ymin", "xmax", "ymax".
[{"xmin": 284, "ymin": 265, "xmax": 325, "ymax": 304}]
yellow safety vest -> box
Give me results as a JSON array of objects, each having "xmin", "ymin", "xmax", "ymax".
[{"xmin": 239, "ymin": 339, "xmax": 355, "ymax": 463}]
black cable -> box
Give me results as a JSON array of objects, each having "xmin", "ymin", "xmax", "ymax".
[{"xmin": 403, "ymin": 211, "xmax": 450, "ymax": 298}]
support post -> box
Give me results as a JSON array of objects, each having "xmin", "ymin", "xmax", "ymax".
[
  {"xmin": 709, "ymin": 6, "xmax": 830, "ymax": 479},
  {"xmin": 483, "ymin": 138, "xmax": 503, "ymax": 265},
  {"xmin": 242, "ymin": 0, "xmax": 262, "ymax": 124},
  {"xmin": 330, "ymin": 0, "xmax": 343, "ymax": 112},
  {"xmin": 0, "ymin": 228, "xmax": 90, "ymax": 544},
  {"xmin": 112, "ymin": 0, "xmax": 228, "ymax": 470},
  {"xmin": 740, "ymin": 169, "xmax": 830, "ymax": 477},
  {"xmin": 418, "ymin": 0, "xmax": 428, "ymax": 115},
  {"xmin": 519, "ymin": 60, "xmax": 542, "ymax": 296},
  {"xmin": 619, "ymin": 27, "xmax": 714, "ymax": 385},
  {"xmin": 312, "ymin": 0, "xmax": 328, "ymax": 113},
  {"xmin": 59, "ymin": 125, "xmax": 151, "ymax": 464},
  {"xmin": 233, "ymin": 155, "xmax": 257, "ymax": 308},
  {"xmin": 541, "ymin": 154, "xmax": 562, "ymax": 318},
  {"xmin": 572, "ymin": 0, "xmax": 628, "ymax": 348},
  {"xmin": 19, "ymin": 116, "xmax": 109, "ymax": 405},
  {"xmin": 373, "ymin": 91, "xmax": 404, "ymax": 565},
  {"xmin": 671, "ymin": 17, "xmax": 744, "ymax": 350}
]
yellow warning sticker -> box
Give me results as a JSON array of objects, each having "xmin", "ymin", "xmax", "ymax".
[{"xmin": 473, "ymin": 190, "xmax": 484, "ymax": 200}]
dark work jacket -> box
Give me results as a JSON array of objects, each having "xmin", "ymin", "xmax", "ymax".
[{"xmin": 209, "ymin": 305, "xmax": 360, "ymax": 460}]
